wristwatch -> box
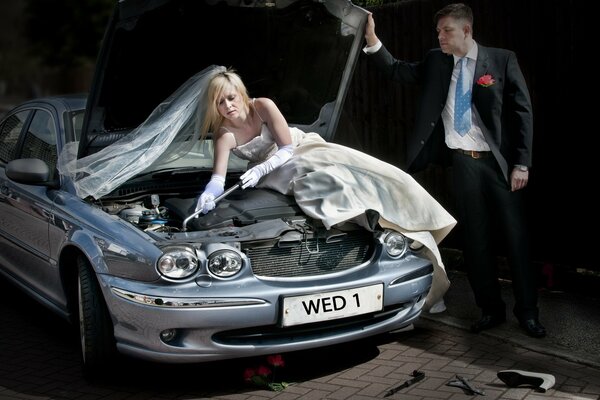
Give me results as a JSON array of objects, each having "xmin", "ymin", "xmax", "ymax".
[{"xmin": 516, "ymin": 165, "xmax": 528, "ymax": 172}]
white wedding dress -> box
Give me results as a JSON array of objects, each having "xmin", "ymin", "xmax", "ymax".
[{"xmin": 231, "ymin": 123, "xmax": 457, "ymax": 309}]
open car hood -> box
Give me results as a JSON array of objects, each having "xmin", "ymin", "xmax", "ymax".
[{"xmin": 80, "ymin": 0, "xmax": 367, "ymax": 156}]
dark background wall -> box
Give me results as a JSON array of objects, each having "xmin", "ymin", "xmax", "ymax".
[
  {"xmin": 335, "ymin": 0, "xmax": 594, "ymax": 275},
  {"xmin": 0, "ymin": 0, "xmax": 110, "ymax": 105},
  {"xmin": 0, "ymin": 0, "xmax": 595, "ymax": 275}
]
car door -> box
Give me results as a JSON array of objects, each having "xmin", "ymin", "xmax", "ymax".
[
  {"xmin": 0, "ymin": 106, "xmax": 66, "ymax": 310},
  {"xmin": 0, "ymin": 109, "xmax": 32, "ymax": 272}
]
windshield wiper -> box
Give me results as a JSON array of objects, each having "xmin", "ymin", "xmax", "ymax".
[{"xmin": 150, "ymin": 167, "xmax": 208, "ymax": 178}]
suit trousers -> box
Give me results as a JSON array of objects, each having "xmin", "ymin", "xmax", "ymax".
[{"xmin": 452, "ymin": 151, "xmax": 538, "ymax": 320}]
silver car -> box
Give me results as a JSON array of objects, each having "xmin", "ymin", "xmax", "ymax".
[{"xmin": 0, "ymin": 0, "xmax": 433, "ymax": 374}]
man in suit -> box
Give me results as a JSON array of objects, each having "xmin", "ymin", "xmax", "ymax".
[{"xmin": 364, "ymin": 3, "xmax": 545, "ymax": 338}]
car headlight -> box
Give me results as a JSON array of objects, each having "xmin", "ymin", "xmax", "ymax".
[
  {"xmin": 208, "ymin": 250, "xmax": 242, "ymax": 278},
  {"xmin": 383, "ymin": 231, "xmax": 408, "ymax": 258},
  {"xmin": 158, "ymin": 247, "xmax": 199, "ymax": 279}
]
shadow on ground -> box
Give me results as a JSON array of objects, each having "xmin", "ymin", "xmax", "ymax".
[{"xmin": 422, "ymin": 269, "xmax": 600, "ymax": 369}]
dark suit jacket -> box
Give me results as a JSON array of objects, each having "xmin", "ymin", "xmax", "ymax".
[{"xmin": 369, "ymin": 44, "xmax": 533, "ymax": 183}]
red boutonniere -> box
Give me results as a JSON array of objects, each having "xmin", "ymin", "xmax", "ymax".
[{"xmin": 477, "ymin": 74, "xmax": 496, "ymax": 87}]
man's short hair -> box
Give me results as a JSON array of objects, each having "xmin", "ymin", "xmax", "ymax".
[{"xmin": 434, "ymin": 3, "xmax": 473, "ymax": 26}]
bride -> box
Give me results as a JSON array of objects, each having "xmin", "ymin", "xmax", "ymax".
[{"xmin": 198, "ymin": 67, "xmax": 456, "ymax": 311}]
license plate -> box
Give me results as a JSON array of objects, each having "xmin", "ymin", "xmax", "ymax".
[{"xmin": 281, "ymin": 284, "xmax": 383, "ymax": 327}]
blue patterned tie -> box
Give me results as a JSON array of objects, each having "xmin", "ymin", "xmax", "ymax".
[{"xmin": 454, "ymin": 57, "xmax": 472, "ymax": 136}]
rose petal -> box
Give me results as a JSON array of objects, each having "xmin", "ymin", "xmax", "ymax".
[
  {"xmin": 257, "ymin": 365, "xmax": 272, "ymax": 376},
  {"xmin": 267, "ymin": 354, "xmax": 285, "ymax": 367},
  {"xmin": 243, "ymin": 367, "xmax": 256, "ymax": 382}
]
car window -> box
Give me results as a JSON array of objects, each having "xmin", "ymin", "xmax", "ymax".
[
  {"xmin": 0, "ymin": 110, "xmax": 29, "ymax": 164},
  {"xmin": 20, "ymin": 110, "xmax": 58, "ymax": 178},
  {"xmin": 70, "ymin": 110, "xmax": 85, "ymax": 142}
]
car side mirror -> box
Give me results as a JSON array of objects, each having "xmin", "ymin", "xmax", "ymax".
[{"xmin": 6, "ymin": 158, "xmax": 59, "ymax": 188}]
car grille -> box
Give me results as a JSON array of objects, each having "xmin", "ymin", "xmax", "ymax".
[
  {"xmin": 213, "ymin": 303, "xmax": 411, "ymax": 346},
  {"xmin": 244, "ymin": 230, "xmax": 374, "ymax": 278}
]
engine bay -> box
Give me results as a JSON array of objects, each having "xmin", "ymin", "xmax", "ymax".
[{"xmin": 97, "ymin": 187, "xmax": 306, "ymax": 234}]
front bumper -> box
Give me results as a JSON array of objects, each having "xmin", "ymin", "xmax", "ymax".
[{"xmin": 100, "ymin": 255, "xmax": 433, "ymax": 363}]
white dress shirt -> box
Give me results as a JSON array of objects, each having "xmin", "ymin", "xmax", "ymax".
[{"xmin": 443, "ymin": 42, "xmax": 489, "ymax": 151}]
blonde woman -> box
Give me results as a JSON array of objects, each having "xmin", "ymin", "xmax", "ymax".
[{"xmin": 195, "ymin": 69, "xmax": 294, "ymax": 214}]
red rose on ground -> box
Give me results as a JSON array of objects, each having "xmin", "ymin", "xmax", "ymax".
[
  {"xmin": 267, "ymin": 354, "xmax": 285, "ymax": 367},
  {"xmin": 257, "ymin": 365, "xmax": 272, "ymax": 377},
  {"xmin": 243, "ymin": 367, "xmax": 256, "ymax": 382},
  {"xmin": 242, "ymin": 355, "xmax": 291, "ymax": 392}
]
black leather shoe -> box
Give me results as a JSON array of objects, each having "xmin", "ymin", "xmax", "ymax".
[
  {"xmin": 519, "ymin": 318, "xmax": 546, "ymax": 338},
  {"xmin": 470, "ymin": 314, "xmax": 506, "ymax": 333}
]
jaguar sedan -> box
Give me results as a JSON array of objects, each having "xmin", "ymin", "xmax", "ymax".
[{"xmin": 0, "ymin": 0, "xmax": 434, "ymax": 374}]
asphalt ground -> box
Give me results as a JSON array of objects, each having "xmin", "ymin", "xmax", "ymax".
[{"xmin": 1, "ymin": 269, "xmax": 599, "ymax": 400}]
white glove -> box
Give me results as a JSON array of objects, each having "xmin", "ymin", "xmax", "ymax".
[
  {"xmin": 195, "ymin": 174, "xmax": 225, "ymax": 214},
  {"xmin": 240, "ymin": 144, "xmax": 294, "ymax": 189}
]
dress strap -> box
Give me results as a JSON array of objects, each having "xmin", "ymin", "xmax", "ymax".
[
  {"xmin": 219, "ymin": 126, "xmax": 239, "ymax": 147},
  {"xmin": 252, "ymin": 98, "xmax": 265, "ymax": 123}
]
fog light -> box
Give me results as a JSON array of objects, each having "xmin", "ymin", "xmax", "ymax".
[{"xmin": 160, "ymin": 329, "xmax": 177, "ymax": 343}]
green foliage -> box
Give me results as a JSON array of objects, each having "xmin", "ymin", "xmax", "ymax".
[
  {"xmin": 352, "ymin": 0, "xmax": 400, "ymax": 7},
  {"xmin": 24, "ymin": 0, "xmax": 114, "ymax": 67},
  {"xmin": 352, "ymin": 0, "xmax": 378, "ymax": 6}
]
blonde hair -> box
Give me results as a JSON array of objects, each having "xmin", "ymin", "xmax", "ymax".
[{"xmin": 200, "ymin": 68, "xmax": 251, "ymax": 139}]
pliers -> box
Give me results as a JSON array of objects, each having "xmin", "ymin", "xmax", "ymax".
[{"xmin": 446, "ymin": 374, "xmax": 486, "ymax": 396}]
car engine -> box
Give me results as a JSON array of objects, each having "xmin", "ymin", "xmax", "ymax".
[{"xmin": 101, "ymin": 187, "xmax": 306, "ymax": 234}]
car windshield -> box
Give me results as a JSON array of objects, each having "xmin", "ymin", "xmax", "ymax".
[{"xmin": 144, "ymin": 138, "xmax": 247, "ymax": 173}]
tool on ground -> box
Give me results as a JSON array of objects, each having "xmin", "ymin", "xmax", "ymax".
[
  {"xmin": 384, "ymin": 370, "xmax": 425, "ymax": 397},
  {"xmin": 446, "ymin": 374, "xmax": 485, "ymax": 396}
]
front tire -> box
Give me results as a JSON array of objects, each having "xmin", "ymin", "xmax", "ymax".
[{"xmin": 77, "ymin": 256, "xmax": 116, "ymax": 376}]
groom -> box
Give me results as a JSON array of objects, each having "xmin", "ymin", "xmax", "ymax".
[{"xmin": 363, "ymin": 3, "xmax": 545, "ymax": 338}]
